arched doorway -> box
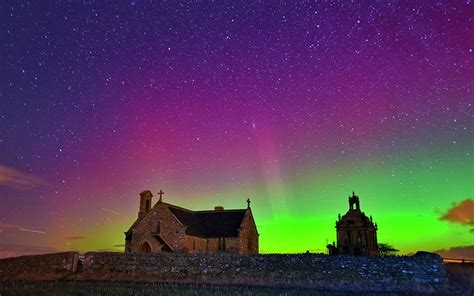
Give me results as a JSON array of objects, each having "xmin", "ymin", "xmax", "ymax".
[
  {"xmin": 140, "ymin": 241, "xmax": 152, "ymax": 253},
  {"xmin": 354, "ymin": 246, "xmax": 362, "ymax": 256}
]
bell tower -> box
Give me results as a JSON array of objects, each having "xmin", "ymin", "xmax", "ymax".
[
  {"xmin": 138, "ymin": 190, "xmax": 153, "ymax": 219},
  {"xmin": 348, "ymin": 191, "xmax": 360, "ymax": 210}
]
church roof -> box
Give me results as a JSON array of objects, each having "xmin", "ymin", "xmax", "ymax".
[
  {"xmin": 153, "ymin": 234, "xmax": 174, "ymax": 252},
  {"xmin": 126, "ymin": 201, "xmax": 249, "ymax": 238},
  {"xmin": 338, "ymin": 209, "xmax": 373, "ymax": 227},
  {"xmin": 166, "ymin": 203, "xmax": 247, "ymax": 238}
]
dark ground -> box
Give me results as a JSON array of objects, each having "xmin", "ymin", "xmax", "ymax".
[
  {"xmin": 0, "ymin": 281, "xmax": 470, "ymax": 296},
  {"xmin": 445, "ymin": 262, "xmax": 474, "ymax": 290}
]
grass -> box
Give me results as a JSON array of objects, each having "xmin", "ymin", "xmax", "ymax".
[{"xmin": 0, "ymin": 281, "xmax": 433, "ymax": 296}]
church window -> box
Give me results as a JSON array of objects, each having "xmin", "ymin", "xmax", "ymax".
[
  {"xmin": 156, "ymin": 221, "xmax": 161, "ymax": 234},
  {"xmin": 145, "ymin": 200, "xmax": 150, "ymax": 211},
  {"xmin": 218, "ymin": 238, "xmax": 225, "ymax": 251}
]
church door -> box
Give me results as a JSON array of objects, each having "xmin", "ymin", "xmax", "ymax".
[
  {"xmin": 140, "ymin": 241, "xmax": 152, "ymax": 253},
  {"xmin": 354, "ymin": 246, "xmax": 362, "ymax": 256}
]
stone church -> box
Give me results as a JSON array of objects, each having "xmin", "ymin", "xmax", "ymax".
[
  {"xmin": 327, "ymin": 192, "xmax": 379, "ymax": 256},
  {"xmin": 125, "ymin": 190, "xmax": 259, "ymax": 254}
]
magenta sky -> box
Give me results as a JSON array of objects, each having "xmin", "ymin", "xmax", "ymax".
[{"xmin": 0, "ymin": 1, "xmax": 472, "ymax": 258}]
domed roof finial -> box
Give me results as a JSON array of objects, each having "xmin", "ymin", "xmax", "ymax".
[{"xmin": 348, "ymin": 191, "xmax": 360, "ymax": 210}]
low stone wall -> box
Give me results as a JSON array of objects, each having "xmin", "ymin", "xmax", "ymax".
[
  {"xmin": 0, "ymin": 251, "xmax": 452, "ymax": 292},
  {"xmin": 445, "ymin": 262, "xmax": 474, "ymax": 288},
  {"xmin": 71, "ymin": 251, "xmax": 448, "ymax": 292},
  {"xmin": 0, "ymin": 252, "xmax": 78, "ymax": 281}
]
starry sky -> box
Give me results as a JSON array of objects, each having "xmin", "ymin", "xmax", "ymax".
[{"xmin": 0, "ymin": 1, "xmax": 473, "ymax": 258}]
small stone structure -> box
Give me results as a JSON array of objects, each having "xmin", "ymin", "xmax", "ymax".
[
  {"xmin": 0, "ymin": 252, "xmax": 78, "ymax": 281},
  {"xmin": 328, "ymin": 192, "xmax": 379, "ymax": 256},
  {"xmin": 125, "ymin": 190, "xmax": 259, "ymax": 254}
]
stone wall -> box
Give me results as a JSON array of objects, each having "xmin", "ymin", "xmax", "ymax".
[
  {"xmin": 185, "ymin": 236, "xmax": 241, "ymax": 254},
  {"xmin": 445, "ymin": 262, "xmax": 474, "ymax": 288},
  {"xmin": 185, "ymin": 235, "xmax": 206, "ymax": 253},
  {"xmin": 129, "ymin": 202, "xmax": 187, "ymax": 253},
  {"xmin": 71, "ymin": 251, "xmax": 448, "ymax": 292},
  {"xmin": 238, "ymin": 208, "xmax": 259, "ymax": 254},
  {"xmin": 0, "ymin": 252, "xmax": 78, "ymax": 281},
  {"xmin": 0, "ymin": 251, "xmax": 455, "ymax": 292}
]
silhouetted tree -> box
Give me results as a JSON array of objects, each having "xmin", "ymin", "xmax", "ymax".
[{"xmin": 378, "ymin": 243, "xmax": 399, "ymax": 256}]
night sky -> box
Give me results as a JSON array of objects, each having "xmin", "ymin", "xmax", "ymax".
[{"xmin": 0, "ymin": 1, "xmax": 473, "ymax": 258}]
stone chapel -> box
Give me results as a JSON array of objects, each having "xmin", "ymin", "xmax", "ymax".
[
  {"xmin": 327, "ymin": 192, "xmax": 379, "ymax": 256},
  {"xmin": 124, "ymin": 190, "xmax": 259, "ymax": 254}
]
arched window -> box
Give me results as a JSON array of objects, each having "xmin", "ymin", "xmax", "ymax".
[
  {"xmin": 156, "ymin": 221, "xmax": 161, "ymax": 234},
  {"xmin": 140, "ymin": 241, "xmax": 152, "ymax": 253},
  {"xmin": 145, "ymin": 200, "xmax": 151, "ymax": 211}
]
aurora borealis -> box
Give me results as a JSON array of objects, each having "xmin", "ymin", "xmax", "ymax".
[{"xmin": 0, "ymin": 1, "xmax": 472, "ymax": 258}]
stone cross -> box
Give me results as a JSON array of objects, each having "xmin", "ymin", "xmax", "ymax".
[{"xmin": 158, "ymin": 189, "xmax": 165, "ymax": 202}]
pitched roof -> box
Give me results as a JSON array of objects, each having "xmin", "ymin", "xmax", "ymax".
[
  {"xmin": 337, "ymin": 209, "xmax": 375, "ymax": 228},
  {"xmin": 166, "ymin": 204, "xmax": 247, "ymax": 238},
  {"xmin": 153, "ymin": 234, "xmax": 174, "ymax": 252},
  {"xmin": 126, "ymin": 201, "xmax": 249, "ymax": 238},
  {"xmin": 126, "ymin": 215, "xmax": 145, "ymax": 234}
]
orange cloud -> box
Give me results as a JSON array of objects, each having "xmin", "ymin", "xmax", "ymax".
[
  {"xmin": 433, "ymin": 245, "xmax": 474, "ymax": 260},
  {"xmin": 439, "ymin": 199, "xmax": 474, "ymax": 226},
  {"xmin": 96, "ymin": 248, "xmax": 120, "ymax": 252},
  {"xmin": 0, "ymin": 164, "xmax": 47, "ymax": 189}
]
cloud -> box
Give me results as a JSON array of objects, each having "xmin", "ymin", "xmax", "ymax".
[
  {"xmin": 0, "ymin": 164, "xmax": 47, "ymax": 190},
  {"xmin": 433, "ymin": 245, "xmax": 474, "ymax": 260},
  {"xmin": 0, "ymin": 244, "xmax": 58, "ymax": 259},
  {"xmin": 64, "ymin": 236, "xmax": 86, "ymax": 240},
  {"xmin": 96, "ymin": 248, "xmax": 120, "ymax": 252},
  {"xmin": 439, "ymin": 199, "xmax": 474, "ymax": 226}
]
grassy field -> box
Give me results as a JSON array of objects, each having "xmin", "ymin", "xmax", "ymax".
[
  {"xmin": 1, "ymin": 263, "xmax": 471, "ymax": 296},
  {"xmin": 0, "ymin": 281, "xmax": 437, "ymax": 296}
]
